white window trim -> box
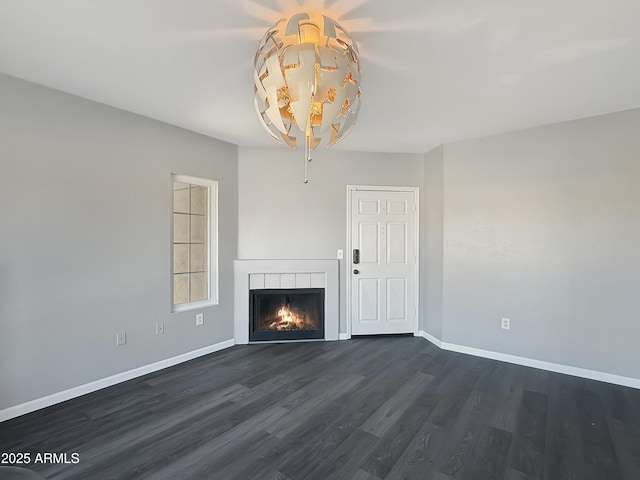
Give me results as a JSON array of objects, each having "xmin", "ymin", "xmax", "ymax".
[{"xmin": 171, "ymin": 174, "xmax": 219, "ymax": 312}]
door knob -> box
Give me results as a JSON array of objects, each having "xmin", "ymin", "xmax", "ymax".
[{"xmin": 353, "ymin": 269, "xmax": 360, "ymax": 274}]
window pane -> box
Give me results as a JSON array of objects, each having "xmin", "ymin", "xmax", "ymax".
[
  {"xmin": 190, "ymin": 272, "xmax": 208, "ymax": 302},
  {"xmin": 190, "ymin": 243, "xmax": 207, "ymax": 272},
  {"xmin": 173, "ymin": 274, "xmax": 189, "ymax": 304},
  {"xmin": 190, "ymin": 215, "xmax": 207, "ymax": 244},
  {"xmin": 173, "ymin": 244, "xmax": 189, "ymax": 274},
  {"xmin": 173, "ymin": 213, "xmax": 189, "ymax": 243},
  {"xmin": 190, "ymin": 186, "xmax": 207, "ymax": 215},
  {"xmin": 173, "ymin": 188, "xmax": 189, "ymax": 214}
]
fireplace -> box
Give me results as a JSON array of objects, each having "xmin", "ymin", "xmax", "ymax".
[
  {"xmin": 234, "ymin": 260, "xmax": 339, "ymax": 343},
  {"xmin": 250, "ymin": 288, "xmax": 325, "ymax": 342}
]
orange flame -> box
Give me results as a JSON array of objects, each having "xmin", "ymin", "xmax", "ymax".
[{"xmin": 268, "ymin": 304, "xmax": 312, "ymax": 330}]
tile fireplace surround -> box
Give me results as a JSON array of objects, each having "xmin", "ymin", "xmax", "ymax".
[{"xmin": 234, "ymin": 260, "xmax": 340, "ymax": 343}]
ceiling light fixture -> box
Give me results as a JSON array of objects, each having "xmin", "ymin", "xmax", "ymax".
[{"xmin": 253, "ymin": 13, "xmax": 361, "ymax": 183}]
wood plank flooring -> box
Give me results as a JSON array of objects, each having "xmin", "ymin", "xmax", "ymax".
[{"xmin": 1, "ymin": 336, "xmax": 639, "ymax": 479}]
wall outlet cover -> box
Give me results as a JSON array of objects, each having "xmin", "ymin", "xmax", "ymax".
[
  {"xmin": 501, "ymin": 317, "xmax": 510, "ymax": 330},
  {"xmin": 196, "ymin": 313, "xmax": 204, "ymax": 326}
]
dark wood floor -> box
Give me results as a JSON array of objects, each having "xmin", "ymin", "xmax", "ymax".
[{"xmin": 1, "ymin": 337, "xmax": 639, "ymax": 480}]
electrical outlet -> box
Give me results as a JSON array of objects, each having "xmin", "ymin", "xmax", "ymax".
[
  {"xmin": 156, "ymin": 322, "xmax": 165, "ymax": 335},
  {"xmin": 195, "ymin": 313, "xmax": 204, "ymax": 326},
  {"xmin": 501, "ymin": 317, "xmax": 510, "ymax": 330},
  {"xmin": 337, "ymin": 249, "xmax": 344, "ymax": 259},
  {"xmin": 116, "ymin": 330, "xmax": 127, "ymax": 346}
]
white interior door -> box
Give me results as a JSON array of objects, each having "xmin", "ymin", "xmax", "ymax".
[{"xmin": 349, "ymin": 188, "xmax": 418, "ymax": 335}]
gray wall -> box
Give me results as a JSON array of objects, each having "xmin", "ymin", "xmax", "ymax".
[
  {"xmin": 421, "ymin": 146, "xmax": 444, "ymax": 337},
  {"xmin": 0, "ymin": 73, "xmax": 238, "ymax": 410},
  {"xmin": 237, "ymin": 147, "xmax": 424, "ymax": 332},
  {"xmin": 2, "ymin": 70, "xmax": 637, "ymax": 412},
  {"xmin": 440, "ymin": 108, "xmax": 640, "ymax": 378}
]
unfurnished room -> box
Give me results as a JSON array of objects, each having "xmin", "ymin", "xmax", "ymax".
[{"xmin": 1, "ymin": 1, "xmax": 639, "ymax": 479}]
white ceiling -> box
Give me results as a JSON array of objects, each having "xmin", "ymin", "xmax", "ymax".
[{"xmin": 1, "ymin": 0, "xmax": 639, "ymax": 153}]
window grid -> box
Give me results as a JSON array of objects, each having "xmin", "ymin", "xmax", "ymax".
[{"xmin": 173, "ymin": 182, "xmax": 209, "ymax": 306}]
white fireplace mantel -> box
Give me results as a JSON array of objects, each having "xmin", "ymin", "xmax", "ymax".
[{"xmin": 234, "ymin": 259, "xmax": 340, "ymax": 343}]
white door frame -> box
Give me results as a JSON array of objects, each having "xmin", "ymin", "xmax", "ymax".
[{"xmin": 345, "ymin": 185, "xmax": 420, "ymax": 339}]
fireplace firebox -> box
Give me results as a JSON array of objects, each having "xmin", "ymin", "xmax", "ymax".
[{"xmin": 249, "ymin": 288, "xmax": 325, "ymax": 342}]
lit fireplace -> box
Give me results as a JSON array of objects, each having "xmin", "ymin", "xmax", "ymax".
[{"xmin": 250, "ymin": 288, "xmax": 324, "ymax": 342}]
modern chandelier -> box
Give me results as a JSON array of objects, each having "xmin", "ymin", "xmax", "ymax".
[{"xmin": 253, "ymin": 13, "xmax": 361, "ymax": 183}]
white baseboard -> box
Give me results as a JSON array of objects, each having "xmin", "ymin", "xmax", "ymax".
[
  {"xmin": 418, "ymin": 331, "xmax": 640, "ymax": 390},
  {"xmin": 339, "ymin": 333, "xmax": 351, "ymax": 340},
  {"xmin": 418, "ymin": 330, "xmax": 443, "ymax": 348},
  {"xmin": 0, "ymin": 339, "xmax": 235, "ymax": 423}
]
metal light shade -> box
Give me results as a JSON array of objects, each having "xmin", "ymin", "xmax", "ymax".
[{"xmin": 254, "ymin": 13, "xmax": 361, "ymax": 182}]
